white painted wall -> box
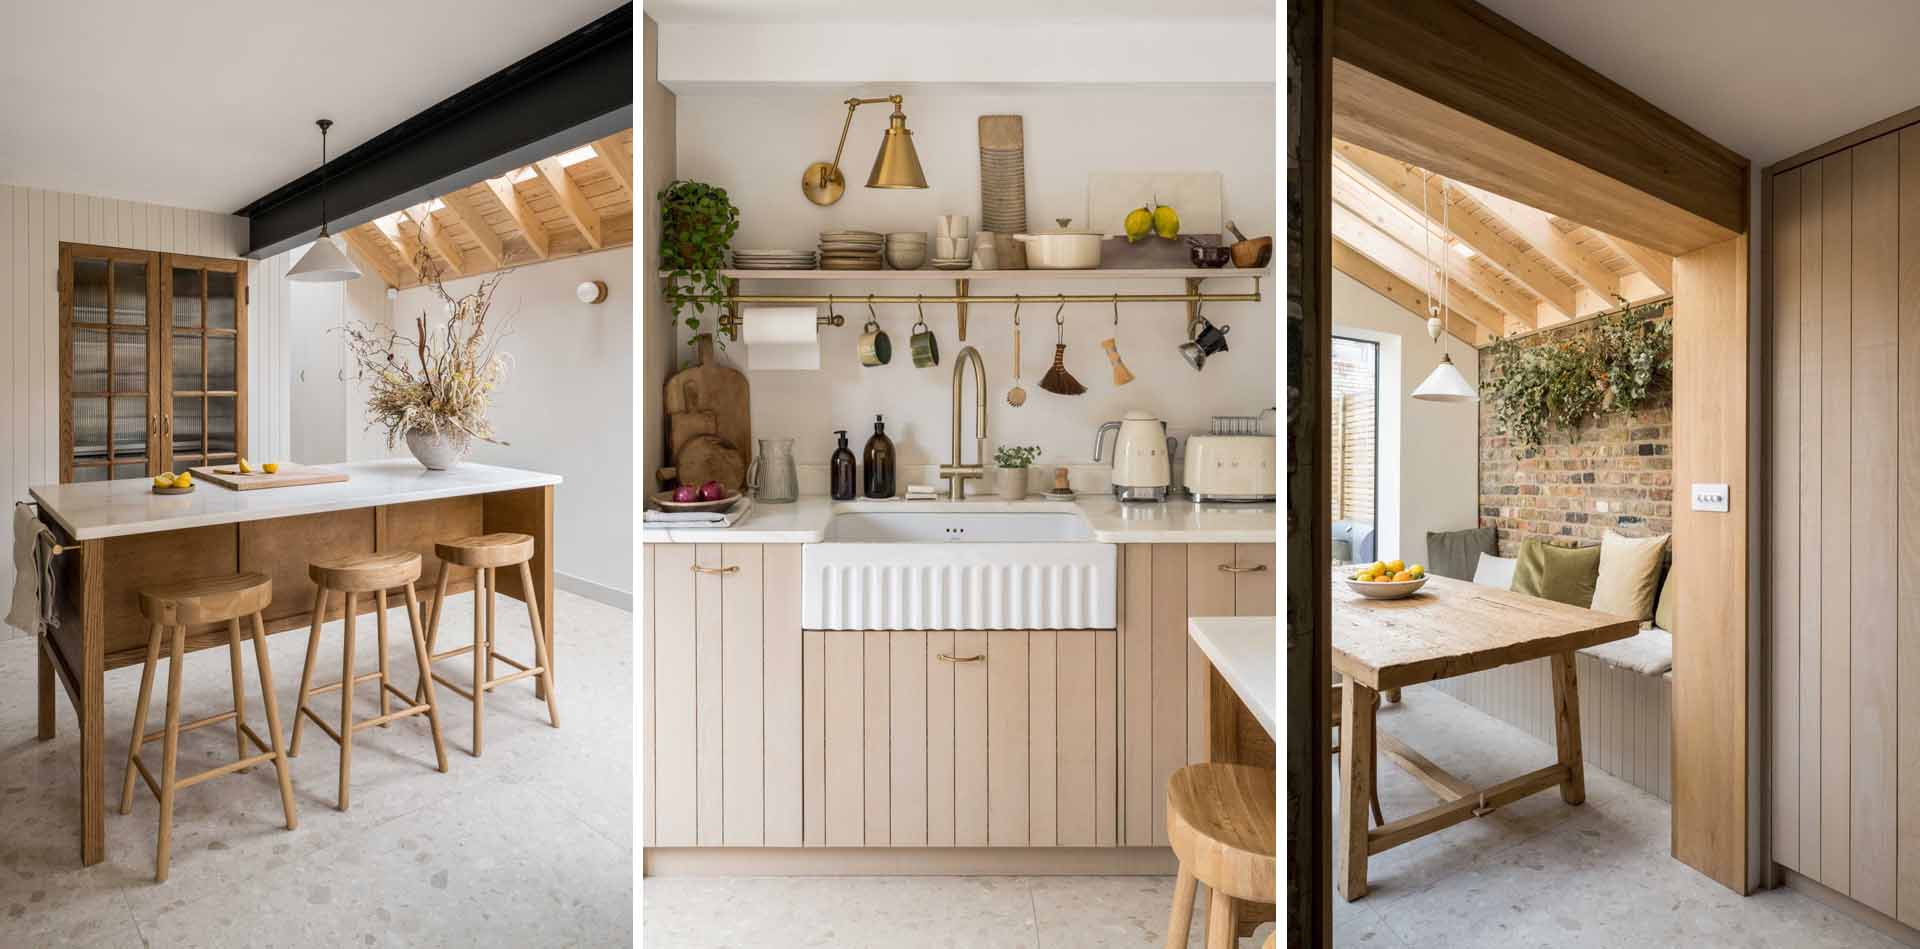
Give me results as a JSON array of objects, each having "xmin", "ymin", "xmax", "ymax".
[
  {"xmin": 672, "ymin": 90, "xmax": 1277, "ymax": 474},
  {"xmin": 1, "ymin": 184, "xmax": 290, "ymax": 641},
  {"xmin": 391, "ymin": 248, "xmax": 634, "ymax": 603},
  {"xmin": 642, "ymin": 14, "xmax": 677, "ymax": 494},
  {"xmin": 286, "ymin": 241, "xmax": 399, "ymax": 465},
  {"xmin": 1332, "ymin": 268, "xmax": 1480, "ymax": 568}
]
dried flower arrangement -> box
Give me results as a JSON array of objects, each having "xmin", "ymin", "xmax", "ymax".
[{"xmin": 344, "ymin": 251, "xmax": 513, "ymax": 452}]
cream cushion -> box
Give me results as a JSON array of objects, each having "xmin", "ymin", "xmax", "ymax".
[{"xmin": 1590, "ymin": 531, "xmax": 1670, "ymax": 620}]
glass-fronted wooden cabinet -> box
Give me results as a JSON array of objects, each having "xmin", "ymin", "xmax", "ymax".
[{"xmin": 59, "ymin": 243, "xmax": 247, "ymax": 482}]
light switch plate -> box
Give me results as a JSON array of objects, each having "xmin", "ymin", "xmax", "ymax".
[{"xmin": 1691, "ymin": 483, "xmax": 1730, "ymax": 513}]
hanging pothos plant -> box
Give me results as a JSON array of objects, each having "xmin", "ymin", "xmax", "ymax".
[
  {"xmin": 658, "ymin": 180, "xmax": 740, "ymax": 355},
  {"xmin": 1484, "ymin": 297, "xmax": 1672, "ymax": 451}
]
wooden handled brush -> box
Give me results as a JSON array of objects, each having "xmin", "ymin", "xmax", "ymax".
[
  {"xmin": 1101, "ymin": 299, "xmax": 1133, "ymax": 385},
  {"xmin": 1038, "ymin": 303, "xmax": 1085, "ymax": 396}
]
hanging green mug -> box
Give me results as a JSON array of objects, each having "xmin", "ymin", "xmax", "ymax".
[{"xmin": 910, "ymin": 300, "xmax": 940, "ymax": 368}]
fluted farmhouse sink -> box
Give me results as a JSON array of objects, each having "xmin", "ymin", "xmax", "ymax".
[{"xmin": 803, "ymin": 510, "xmax": 1117, "ymax": 630}]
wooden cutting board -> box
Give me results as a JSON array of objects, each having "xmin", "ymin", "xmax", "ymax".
[
  {"xmin": 663, "ymin": 334, "xmax": 750, "ymax": 478},
  {"xmin": 672, "ymin": 434, "xmax": 748, "ymax": 494},
  {"xmin": 190, "ymin": 464, "xmax": 349, "ymax": 491}
]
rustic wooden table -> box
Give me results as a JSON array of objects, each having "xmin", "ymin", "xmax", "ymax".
[
  {"xmin": 29, "ymin": 461, "xmax": 558, "ymax": 867},
  {"xmin": 1331, "ymin": 574, "xmax": 1639, "ymax": 900}
]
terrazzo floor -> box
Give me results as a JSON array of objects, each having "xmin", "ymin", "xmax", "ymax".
[
  {"xmin": 1332, "ymin": 687, "xmax": 1906, "ymax": 948},
  {"xmin": 0, "ymin": 588, "xmax": 633, "ymax": 948}
]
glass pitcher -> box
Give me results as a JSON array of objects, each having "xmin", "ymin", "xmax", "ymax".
[{"xmin": 746, "ymin": 437, "xmax": 798, "ymax": 503}]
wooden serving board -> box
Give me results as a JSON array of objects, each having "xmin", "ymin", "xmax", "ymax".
[
  {"xmin": 663, "ymin": 334, "xmax": 750, "ymax": 485},
  {"xmin": 189, "ymin": 464, "xmax": 349, "ymax": 491}
]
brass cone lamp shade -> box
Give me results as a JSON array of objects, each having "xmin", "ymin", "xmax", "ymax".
[{"xmin": 865, "ymin": 112, "xmax": 927, "ymax": 190}]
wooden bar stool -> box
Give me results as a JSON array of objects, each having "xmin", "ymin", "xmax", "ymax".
[
  {"xmin": 290, "ymin": 551, "xmax": 447, "ymax": 810},
  {"xmin": 120, "ymin": 572, "xmax": 296, "ymax": 882},
  {"xmin": 418, "ymin": 532, "xmax": 558, "ymax": 757},
  {"xmin": 1164, "ymin": 763, "xmax": 1276, "ymax": 949}
]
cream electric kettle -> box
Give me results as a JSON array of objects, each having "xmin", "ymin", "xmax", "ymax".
[{"xmin": 1094, "ymin": 410, "xmax": 1176, "ymax": 501}]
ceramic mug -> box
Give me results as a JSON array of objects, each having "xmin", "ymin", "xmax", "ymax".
[
  {"xmin": 859, "ymin": 318, "xmax": 892, "ymax": 366},
  {"xmin": 910, "ymin": 316, "xmax": 940, "ymax": 368}
]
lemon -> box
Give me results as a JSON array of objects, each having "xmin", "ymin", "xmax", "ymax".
[
  {"xmin": 238, "ymin": 457, "xmax": 253, "ymax": 473},
  {"xmin": 1124, "ymin": 206, "xmax": 1154, "ymax": 244},
  {"xmin": 1409, "ymin": 564, "xmax": 1425, "ymax": 578},
  {"xmin": 1392, "ymin": 570, "xmax": 1414, "ymax": 582},
  {"xmin": 153, "ymin": 474, "xmax": 173, "ymax": 487},
  {"xmin": 1386, "ymin": 559, "xmax": 1405, "ymax": 573},
  {"xmin": 263, "ymin": 462, "xmax": 280, "ymax": 474},
  {"xmin": 174, "ymin": 471, "xmax": 191, "ymax": 485},
  {"xmin": 1152, "ymin": 202, "xmax": 1180, "ymax": 239},
  {"xmin": 1372, "ymin": 561, "xmax": 1388, "ymax": 574}
]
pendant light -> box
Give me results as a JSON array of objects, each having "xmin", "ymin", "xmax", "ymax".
[
  {"xmin": 287, "ymin": 119, "xmax": 362, "ymax": 282},
  {"xmin": 1412, "ymin": 177, "xmax": 1477, "ymax": 403}
]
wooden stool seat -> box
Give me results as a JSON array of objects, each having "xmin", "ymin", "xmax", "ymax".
[
  {"xmin": 137, "ymin": 572, "xmax": 272, "ymax": 627},
  {"xmin": 308, "ymin": 551, "xmax": 423, "ymax": 592},
  {"xmin": 434, "ymin": 533, "xmax": 535, "ymax": 569},
  {"xmin": 420, "ymin": 531, "xmax": 558, "ymax": 757},
  {"xmin": 1164, "ymin": 763, "xmax": 1277, "ymax": 949},
  {"xmin": 123, "ymin": 573, "xmax": 295, "ymax": 882},
  {"xmin": 291, "ymin": 551, "xmax": 447, "ymax": 810}
]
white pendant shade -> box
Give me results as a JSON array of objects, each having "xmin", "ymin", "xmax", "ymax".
[
  {"xmin": 1412, "ymin": 353, "xmax": 1477, "ymax": 402},
  {"xmin": 287, "ymin": 235, "xmax": 361, "ymax": 282}
]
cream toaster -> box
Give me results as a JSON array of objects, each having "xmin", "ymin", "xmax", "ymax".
[{"xmin": 1183, "ymin": 435, "xmax": 1277, "ymax": 502}]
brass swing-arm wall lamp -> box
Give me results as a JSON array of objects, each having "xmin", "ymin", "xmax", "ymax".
[{"xmin": 801, "ymin": 95, "xmax": 929, "ymax": 206}]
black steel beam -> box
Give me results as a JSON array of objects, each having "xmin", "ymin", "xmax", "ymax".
[{"xmin": 239, "ymin": 3, "xmax": 633, "ymax": 259}]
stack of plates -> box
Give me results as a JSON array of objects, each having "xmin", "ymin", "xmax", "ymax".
[
  {"xmin": 731, "ymin": 249, "xmax": 818, "ymax": 270},
  {"xmin": 819, "ymin": 229, "xmax": 883, "ymax": 270}
]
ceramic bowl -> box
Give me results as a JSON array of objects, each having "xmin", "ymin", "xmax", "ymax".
[
  {"xmin": 1343, "ymin": 576, "xmax": 1429, "ymax": 599},
  {"xmin": 651, "ymin": 490, "xmax": 741, "ymax": 514},
  {"xmin": 885, "ymin": 245, "xmax": 927, "ymax": 269}
]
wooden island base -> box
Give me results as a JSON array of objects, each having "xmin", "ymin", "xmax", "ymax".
[{"xmin": 35, "ymin": 485, "xmax": 554, "ymax": 867}]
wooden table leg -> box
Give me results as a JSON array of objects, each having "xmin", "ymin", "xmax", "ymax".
[
  {"xmin": 1550, "ymin": 652, "xmax": 1585, "ymax": 805},
  {"xmin": 1338, "ymin": 679, "xmax": 1377, "ymax": 900},
  {"xmin": 79, "ymin": 538, "xmax": 106, "ymax": 866},
  {"xmin": 37, "ymin": 634, "xmax": 55, "ymax": 740}
]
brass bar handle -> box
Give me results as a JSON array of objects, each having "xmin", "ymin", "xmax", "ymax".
[
  {"xmin": 937, "ymin": 653, "xmax": 985, "ymax": 663},
  {"xmin": 1218, "ymin": 563, "xmax": 1268, "ymax": 574},
  {"xmin": 690, "ymin": 564, "xmax": 740, "ymax": 575}
]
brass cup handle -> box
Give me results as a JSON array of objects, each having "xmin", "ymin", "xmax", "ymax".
[
  {"xmin": 690, "ymin": 564, "xmax": 740, "ymax": 575},
  {"xmin": 1218, "ymin": 563, "xmax": 1268, "ymax": 574},
  {"xmin": 937, "ymin": 653, "xmax": 985, "ymax": 663}
]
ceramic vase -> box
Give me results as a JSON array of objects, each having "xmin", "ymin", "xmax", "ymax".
[{"xmin": 406, "ymin": 428, "xmax": 471, "ymax": 470}]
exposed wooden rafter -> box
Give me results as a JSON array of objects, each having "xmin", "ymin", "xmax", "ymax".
[
  {"xmin": 485, "ymin": 174, "xmax": 551, "ymax": 260},
  {"xmin": 1332, "ymin": 238, "xmax": 1480, "ymax": 346},
  {"xmin": 536, "ymin": 157, "xmax": 603, "ymax": 249},
  {"xmin": 1457, "ymin": 182, "xmax": 1621, "ymax": 302},
  {"xmin": 436, "ymin": 189, "xmax": 505, "ymax": 270},
  {"xmin": 592, "ymin": 134, "xmax": 633, "ymax": 199},
  {"xmin": 370, "ymin": 216, "xmax": 423, "ymax": 281},
  {"xmin": 1337, "ymin": 141, "xmax": 1574, "ymax": 320},
  {"xmin": 340, "ymin": 227, "xmax": 401, "ymax": 289},
  {"xmin": 1593, "ymin": 232, "xmax": 1673, "ymax": 293},
  {"xmin": 1331, "ymin": 201, "xmax": 1505, "ymax": 339},
  {"xmin": 406, "ymin": 205, "xmax": 466, "ymax": 276}
]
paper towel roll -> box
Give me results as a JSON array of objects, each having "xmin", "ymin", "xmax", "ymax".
[{"xmin": 740, "ymin": 306, "xmax": 820, "ymax": 371}]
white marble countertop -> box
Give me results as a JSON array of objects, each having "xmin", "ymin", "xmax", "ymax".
[
  {"xmin": 30, "ymin": 460, "xmax": 562, "ymax": 541},
  {"xmin": 641, "ymin": 495, "xmax": 1275, "ymax": 544},
  {"xmin": 1187, "ymin": 616, "xmax": 1277, "ymax": 738}
]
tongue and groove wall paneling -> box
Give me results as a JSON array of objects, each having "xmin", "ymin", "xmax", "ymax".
[{"xmin": 1767, "ymin": 121, "xmax": 1920, "ymax": 923}]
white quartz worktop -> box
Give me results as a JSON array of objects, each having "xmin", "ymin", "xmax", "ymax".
[
  {"xmin": 1187, "ymin": 616, "xmax": 1277, "ymax": 738},
  {"xmin": 29, "ymin": 460, "xmax": 562, "ymax": 541},
  {"xmin": 641, "ymin": 495, "xmax": 1275, "ymax": 544}
]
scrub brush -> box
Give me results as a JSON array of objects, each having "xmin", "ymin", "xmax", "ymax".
[{"xmin": 1037, "ymin": 302, "xmax": 1085, "ymax": 396}]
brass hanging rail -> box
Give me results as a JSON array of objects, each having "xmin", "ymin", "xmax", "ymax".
[{"xmin": 707, "ymin": 277, "xmax": 1261, "ymax": 338}]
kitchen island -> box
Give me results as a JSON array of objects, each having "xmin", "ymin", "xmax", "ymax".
[{"xmin": 28, "ymin": 459, "xmax": 561, "ymax": 866}]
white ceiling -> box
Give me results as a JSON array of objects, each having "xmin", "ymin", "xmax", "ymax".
[
  {"xmin": 1480, "ymin": 0, "xmax": 1920, "ymax": 165},
  {"xmin": 645, "ymin": 0, "xmax": 1274, "ymax": 22},
  {"xmin": 0, "ymin": 0, "xmax": 624, "ymax": 214}
]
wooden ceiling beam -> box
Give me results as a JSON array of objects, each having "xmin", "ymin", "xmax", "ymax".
[
  {"xmin": 592, "ymin": 134, "xmax": 633, "ymax": 199},
  {"xmin": 1332, "ymin": 165, "xmax": 1534, "ymax": 331},
  {"xmin": 1336, "ymin": 141, "xmax": 1574, "ymax": 321},
  {"xmin": 406, "ymin": 205, "xmax": 465, "ymax": 277},
  {"xmin": 1332, "ymin": 238, "xmax": 1483, "ymax": 345},
  {"xmin": 1331, "ymin": 201, "xmax": 1507, "ymax": 337},
  {"xmin": 1456, "ymin": 181, "xmax": 1621, "ymax": 305},
  {"xmin": 368, "ymin": 218, "xmax": 423, "ymax": 281},
  {"xmin": 535, "ymin": 158, "xmax": 603, "ymax": 249},
  {"xmin": 437, "ymin": 187, "xmax": 506, "ymax": 270},
  {"xmin": 340, "ymin": 227, "xmax": 401, "ymax": 289},
  {"xmin": 485, "ymin": 175, "xmax": 551, "ymax": 260},
  {"xmin": 1592, "ymin": 232, "xmax": 1673, "ymax": 294}
]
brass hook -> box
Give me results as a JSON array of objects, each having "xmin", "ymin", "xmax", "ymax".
[
  {"xmin": 1112, "ymin": 293, "xmax": 1120, "ymax": 326},
  {"xmin": 1012, "ymin": 297, "xmax": 1021, "ymax": 327},
  {"xmin": 1053, "ymin": 300, "xmax": 1067, "ymax": 326}
]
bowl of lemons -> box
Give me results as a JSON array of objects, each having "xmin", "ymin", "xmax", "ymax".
[
  {"xmin": 1344, "ymin": 560, "xmax": 1428, "ymax": 599},
  {"xmin": 151, "ymin": 470, "xmax": 194, "ymax": 494}
]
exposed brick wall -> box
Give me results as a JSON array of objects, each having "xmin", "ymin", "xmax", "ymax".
[{"xmin": 1478, "ymin": 311, "xmax": 1673, "ymax": 555}]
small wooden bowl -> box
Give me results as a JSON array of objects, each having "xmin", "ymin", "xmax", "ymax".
[
  {"xmin": 1343, "ymin": 576, "xmax": 1428, "ymax": 599},
  {"xmin": 651, "ymin": 490, "xmax": 741, "ymax": 514},
  {"xmin": 152, "ymin": 484, "xmax": 196, "ymax": 495},
  {"xmin": 1231, "ymin": 236, "xmax": 1273, "ymax": 269}
]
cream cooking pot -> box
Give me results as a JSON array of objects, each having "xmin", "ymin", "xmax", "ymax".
[{"xmin": 1013, "ymin": 218, "xmax": 1103, "ymax": 269}]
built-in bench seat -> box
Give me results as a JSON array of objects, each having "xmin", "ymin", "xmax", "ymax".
[{"xmin": 1418, "ymin": 551, "xmax": 1675, "ymax": 801}]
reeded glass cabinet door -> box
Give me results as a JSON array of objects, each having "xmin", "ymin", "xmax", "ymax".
[
  {"xmin": 161, "ymin": 255, "xmax": 247, "ymax": 471},
  {"xmin": 60, "ymin": 244, "xmax": 159, "ymax": 482}
]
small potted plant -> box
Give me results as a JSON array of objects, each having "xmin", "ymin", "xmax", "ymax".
[
  {"xmin": 994, "ymin": 445, "xmax": 1042, "ymax": 500},
  {"xmin": 658, "ymin": 179, "xmax": 740, "ymax": 359},
  {"xmin": 344, "ymin": 251, "xmax": 511, "ymax": 469}
]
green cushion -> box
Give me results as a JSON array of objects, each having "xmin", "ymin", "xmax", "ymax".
[
  {"xmin": 1425, "ymin": 527, "xmax": 1497, "ymax": 581},
  {"xmin": 1653, "ymin": 565, "xmax": 1678, "ymax": 633},
  {"xmin": 1511, "ymin": 539, "xmax": 1602, "ymax": 609}
]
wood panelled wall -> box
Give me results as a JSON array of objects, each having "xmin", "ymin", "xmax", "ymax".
[
  {"xmin": 1767, "ymin": 126, "xmax": 1920, "ymax": 923},
  {"xmin": 0, "ymin": 185, "xmax": 292, "ymax": 642}
]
